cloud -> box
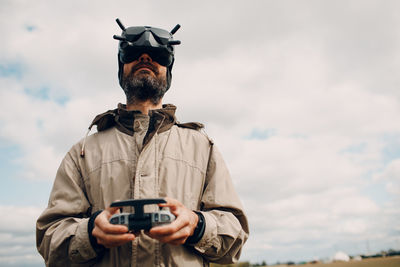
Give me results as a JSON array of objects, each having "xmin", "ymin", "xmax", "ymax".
[
  {"xmin": 374, "ymin": 159, "xmax": 400, "ymax": 197},
  {"xmin": 0, "ymin": 206, "xmax": 43, "ymax": 232},
  {"xmin": 0, "ymin": 206, "xmax": 43, "ymax": 266}
]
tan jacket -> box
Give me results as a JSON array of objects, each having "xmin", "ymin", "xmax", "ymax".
[{"xmin": 36, "ymin": 104, "xmax": 249, "ymax": 267}]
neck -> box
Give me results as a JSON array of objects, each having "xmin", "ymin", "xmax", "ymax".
[{"xmin": 126, "ymin": 99, "xmax": 163, "ymax": 114}]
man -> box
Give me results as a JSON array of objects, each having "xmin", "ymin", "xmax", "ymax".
[{"xmin": 36, "ymin": 19, "xmax": 249, "ymax": 267}]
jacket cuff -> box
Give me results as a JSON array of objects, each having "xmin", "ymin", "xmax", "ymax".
[
  {"xmin": 68, "ymin": 218, "xmax": 99, "ymax": 262},
  {"xmin": 88, "ymin": 210, "xmax": 106, "ymax": 254},
  {"xmin": 193, "ymin": 211, "xmax": 219, "ymax": 253},
  {"xmin": 184, "ymin": 211, "xmax": 205, "ymax": 246}
]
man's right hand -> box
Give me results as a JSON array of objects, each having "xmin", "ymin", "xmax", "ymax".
[{"xmin": 92, "ymin": 206, "xmax": 136, "ymax": 248}]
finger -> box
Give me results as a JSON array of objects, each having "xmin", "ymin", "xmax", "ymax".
[
  {"xmin": 163, "ymin": 197, "xmax": 179, "ymax": 205},
  {"xmin": 104, "ymin": 206, "xmax": 121, "ymax": 217},
  {"xmin": 100, "ymin": 223, "xmax": 130, "ymax": 234},
  {"xmin": 148, "ymin": 226, "xmax": 191, "ymax": 244},
  {"xmin": 93, "ymin": 224, "xmax": 135, "ymax": 242},
  {"xmin": 95, "ymin": 213, "xmax": 129, "ymax": 234},
  {"xmin": 93, "ymin": 221, "xmax": 135, "ymax": 248},
  {"xmin": 150, "ymin": 213, "xmax": 189, "ymax": 234},
  {"xmin": 149, "ymin": 213, "xmax": 190, "ymax": 237},
  {"xmin": 158, "ymin": 197, "xmax": 181, "ymax": 211},
  {"xmin": 169, "ymin": 237, "xmax": 187, "ymax": 246},
  {"xmin": 97, "ymin": 232, "xmax": 136, "ymax": 248}
]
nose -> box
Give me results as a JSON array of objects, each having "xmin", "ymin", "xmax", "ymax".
[{"xmin": 138, "ymin": 53, "xmax": 152, "ymax": 63}]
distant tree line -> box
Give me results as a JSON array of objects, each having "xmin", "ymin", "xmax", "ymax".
[
  {"xmin": 360, "ymin": 248, "xmax": 400, "ymax": 259},
  {"xmin": 210, "ymin": 248, "xmax": 400, "ymax": 267},
  {"xmin": 211, "ymin": 262, "xmax": 251, "ymax": 267}
]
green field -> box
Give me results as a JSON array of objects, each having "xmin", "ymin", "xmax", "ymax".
[{"xmin": 211, "ymin": 256, "xmax": 400, "ymax": 267}]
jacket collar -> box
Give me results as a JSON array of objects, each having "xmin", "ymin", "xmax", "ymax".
[
  {"xmin": 81, "ymin": 104, "xmax": 176, "ymax": 157},
  {"xmin": 80, "ymin": 103, "xmax": 203, "ymax": 158},
  {"xmin": 89, "ymin": 103, "xmax": 177, "ymax": 137}
]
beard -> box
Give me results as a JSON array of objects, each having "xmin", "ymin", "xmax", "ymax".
[{"xmin": 121, "ymin": 69, "xmax": 167, "ymax": 106}]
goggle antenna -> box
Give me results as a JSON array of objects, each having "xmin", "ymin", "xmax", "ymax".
[
  {"xmin": 113, "ymin": 35, "xmax": 127, "ymax": 41},
  {"xmin": 116, "ymin": 18, "xmax": 126, "ymax": 31},
  {"xmin": 170, "ymin": 24, "xmax": 181, "ymax": 35},
  {"xmin": 168, "ymin": 40, "xmax": 181, "ymax": 45}
]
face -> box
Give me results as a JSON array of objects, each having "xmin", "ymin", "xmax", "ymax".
[
  {"xmin": 121, "ymin": 53, "xmax": 168, "ymax": 105},
  {"xmin": 123, "ymin": 53, "xmax": 167, "ymax": 80}
]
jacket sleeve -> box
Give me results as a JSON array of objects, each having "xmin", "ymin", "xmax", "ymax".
[
  {"xmin": 36, "ymin": 149, "xmax": 98, "ymax": 266},
  {"xmin": 193, "ymin": 144, "xmax": 249, "ymax": 264}
]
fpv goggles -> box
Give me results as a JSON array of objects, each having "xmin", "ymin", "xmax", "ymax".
[{"xmin": 113, "ymin": 18, "xmax": 181, "ymax": 67}]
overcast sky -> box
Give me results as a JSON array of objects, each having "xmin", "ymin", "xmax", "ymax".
[{"xmin": 1, "ymin": 0, "xmax": 400, "ymax": 266}]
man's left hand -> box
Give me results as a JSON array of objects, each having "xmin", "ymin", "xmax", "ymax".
[{"xmin": 146, "ymin": 197, "xmax": 198, "ymax": 245}]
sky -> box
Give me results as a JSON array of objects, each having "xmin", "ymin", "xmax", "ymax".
[{"xmin": 1, "ymin": 0, "xmax": 400, "ymax": 266}]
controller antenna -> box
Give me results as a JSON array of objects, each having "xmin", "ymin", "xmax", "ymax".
[
  {"xmin": 116, "ymin": 18, "xmax": 126, "ymax": 31},
  {"xmin": 170, "ymin": 24, "xmax": 181, "ymax": 35}
]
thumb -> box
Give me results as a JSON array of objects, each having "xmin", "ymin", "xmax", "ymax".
[
  {"xmin": 105, "ymin": 206, "xmax": 122, "ymax": 217},
  {"xmin": 107, "ymin": 200, "xmax": 123, "ymax": 214}
]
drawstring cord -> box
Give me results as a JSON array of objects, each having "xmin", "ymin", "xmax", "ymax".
[{"xmin": 80, "ymin": 127, "xmax": 92, "ymax": 158}]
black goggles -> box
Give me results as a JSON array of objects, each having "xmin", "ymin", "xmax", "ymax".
[
  {"xmin": 113, "ymin": 19, "xmax": 181, "ymax": 66},
  {"xmin": 124, "ymin": 26, "xmax": 173, "ymax": 45}
]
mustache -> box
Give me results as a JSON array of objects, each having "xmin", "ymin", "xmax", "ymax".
[{"xmin": 131, "ymin": 62, "xmax": 159, "ymax": 75}]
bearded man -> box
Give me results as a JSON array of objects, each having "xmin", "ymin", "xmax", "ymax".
[{"xmin": 36, "ymin": 19, "xmax": 249, "ymax": 267}]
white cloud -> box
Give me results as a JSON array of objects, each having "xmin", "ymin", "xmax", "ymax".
[
  {"xmin": 0, "ymin": 206, "xmax": 43, "ymax": 266},
  {"xmin": 0, "ymin": 254, "xmax": 43, "ymax": 267},
  {"xmin": 0, "ymin": 75, "xmax": 123, "ymax": 180},
  {"xmin": 373, "ymin": 159, "xmax": 400, "ymax": 202},
  {"xmin": 0, "ymin": 206, "xmax": 42, "ymax": 232}
]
